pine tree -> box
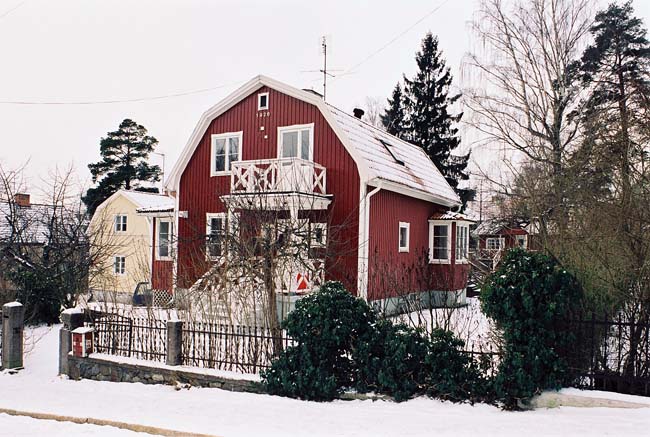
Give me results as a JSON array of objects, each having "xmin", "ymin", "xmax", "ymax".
[
  {"xmin": 399, "ymin": 33, "xmax": 473, "ymax": 209},
  {"xmin": 83, "ymin": 119, "xmax": 161, "ymax": 215},
  {"xmin": 380, "ymin": 83, "xmax": 408, "ymax": 139}
]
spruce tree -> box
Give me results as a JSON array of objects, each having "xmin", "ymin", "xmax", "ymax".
[
  {"xmin": 380, "ymin": 83, "xmax": 408, "ymax": 140},
  {"xmin": 392, "ymin": 33, "xmax": 473, "ymax": 209},
  {"xmin": 83, "ymin": 119, "xmax": 161, "ymax": 215}
]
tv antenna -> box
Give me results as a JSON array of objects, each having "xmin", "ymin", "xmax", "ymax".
[{"xmin": 301, "ymin": 35, "xmax": 342, "ymax": 101}]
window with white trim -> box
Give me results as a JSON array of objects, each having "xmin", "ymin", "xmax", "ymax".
[
  {"xmin": 486, "ymin": 237, "xmax": 503, "ymax": 251},
  {"xmin": 206, "ymin": 213, "xmax": 226, "ymax": 259},
  {"xmin": 211, "ymin": 132, "xmax": 242, "ymax": 175},
  {"xmin": 258, "ymin": 92, "xmax": 269, "ymax": 110},
  {"xmin": 309, "ymin": 222, "xmax": 327, "ymax": 248},
  {"xmin": 398, "ymin": 222, "xmax": 410, "ymax": 252},
  {"xmin": 429, "ymin": 222, "xmax": 451, "ymax": 263},
  {"xmin": 456, "ymin": 224, "xmax": 469, "ymax": 262},
  {"xmin": 113, "ymin": 256, "xmax": 126, "ymax": 275},
  {"xmin": 114, "ymin": 215, "xmax": 127, "ymax": 232},
  {"xmin": 157, "ymin": 219, "xmax": 172, "ymax": 259},
  {"xmin": 278, "ymin": 124, "xmax": 313, "ymax": 161},
  {"xmin": 516, "ymin": 235, "xmax": 528, "ymax": 249}
]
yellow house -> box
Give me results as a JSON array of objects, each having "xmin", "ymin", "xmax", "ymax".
[{"xmin": 89, "ymin": 190, "xmax": 174, "ymax": 302}]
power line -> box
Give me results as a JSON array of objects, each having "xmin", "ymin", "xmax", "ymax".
[
  {"xmin": 0, "ymin": 0, "xmax": 29, "ymax": 22},
  {"xmin": 0, "ymin": 81, "xmax": 244, "ymax": 106},
  {"xmin": 332, "ymin": 0, "xmax": 450, "ymax": 83}
]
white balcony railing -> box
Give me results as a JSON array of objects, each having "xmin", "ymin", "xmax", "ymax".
[{"xmin": 230, "ymin": 158, "xmax": 327, "ymax": 195}]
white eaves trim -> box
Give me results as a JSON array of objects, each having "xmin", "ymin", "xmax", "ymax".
[
  {"xmin": 165, "ymin": 75, "xmax": 371, "ymax": 192},
  {"xmin": 369, "ymin": 178, "xmax": 460, "ymax": 208}
]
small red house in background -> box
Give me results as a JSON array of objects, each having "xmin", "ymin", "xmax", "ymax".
[
  {"xmin": 473, "ymin": 218, "xmax": 530, "ymax": 253},
  {"xmin": 154, "ymin": 75, "xmax": 472, "ymax": 315}
]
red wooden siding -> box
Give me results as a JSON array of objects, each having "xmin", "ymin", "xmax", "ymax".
[
  {"xmin": 367, "ymin": 189, "xmax": 469, "ymax": 301},
  {"xmin": 150, "ymin": 218, "xmax": 173, "ymax": 291},
  {"xmin": 174, "ymin": 86, "xmax": 360, "ymax": 293}
]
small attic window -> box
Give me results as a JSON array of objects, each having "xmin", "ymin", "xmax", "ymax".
[
  {"xmin": 258, "ymin": 92, "xmax": 269, "ymax": 110},
  {"xmin": 378, "ymin": 138, "xmax": 405, "ymax": 166}
]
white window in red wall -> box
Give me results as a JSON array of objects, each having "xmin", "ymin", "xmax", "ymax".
[
  {"xmin": 257, "ymin": 92, "xmax": 269, "ymax": 110},
  {"xmin": 278, "ymin": 124, "xmax": 313, "ymax": 161},
  {"xmin": 429, "ymin": 221, "xmax": 451, "ymax": 264},
  {"xmin": 211, "ymin": 131, "xmax": 242, "ymax": 175},
  {"xmin": 455, "ymin": 224, "xmax": 469, "ymax": 263},
  {"xmin": 157, "ymin": 219, "xmax": 172, "ymax": 260},
  {"xmin": 206, "ymin": 213, "xmax": 226, "ymax": 259},
  {"xmin": 398, "ymin": 222, "xmax": 410, "ymax": 253},
  {"xmin": 486, "ymin": 237, "xmax": 503, "ymax": 251}
]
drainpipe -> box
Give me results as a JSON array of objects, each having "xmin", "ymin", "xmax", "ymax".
[{"xmin": 358, "ymin": 182, "xmax": 382, "ymax": 301}]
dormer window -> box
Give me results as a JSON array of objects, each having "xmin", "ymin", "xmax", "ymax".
[{"xmin": 258, "ymin": 92, "xmax": 269, "ymax": 110}]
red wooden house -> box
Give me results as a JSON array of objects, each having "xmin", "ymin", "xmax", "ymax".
[
  {"xmin": 473, "ymin": 218, "xmax": 530, "ymax": 253},
  {"xmin": 154, "ymin": 75, "xmax": 472, "ymax": 313}
]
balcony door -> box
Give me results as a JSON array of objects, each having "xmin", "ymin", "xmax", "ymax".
[{"xmin": 277, "ymin": 124, "xmax": 314, "ymax": 192}]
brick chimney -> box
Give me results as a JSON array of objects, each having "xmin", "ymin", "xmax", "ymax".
[{"xmin": 14, "ymin": 193, "xmax": 30, "ymax": 207}]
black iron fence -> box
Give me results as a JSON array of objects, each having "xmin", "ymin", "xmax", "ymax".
[
  {"xmin": 87, "ymin": 311, "xmax": 167, "ymax": 362},
  {"xmin": 181, "ymin": 321, "xmax": 293, "ymax": 374},
  {"xmin": 567, "ymin": 313, "xmax": 650, "ymax": 396}
]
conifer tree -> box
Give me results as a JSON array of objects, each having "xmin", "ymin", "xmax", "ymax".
[
  {"xmin": 83, "ymin": 119, "xmax": 161, "ymax": 215},
  {"xmin": 380, "ymin": 83, "xmax": 408, "ymax": 140},
  {"xmin": 383, "ymin": 33, "xmax": 473, "ymax": 209}
]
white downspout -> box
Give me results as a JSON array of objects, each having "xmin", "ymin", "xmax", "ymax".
[{"xmin": 358, "ymin": 182, "xmax": 382, "ymax": 301}]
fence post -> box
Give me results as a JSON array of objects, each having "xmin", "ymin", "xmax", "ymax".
[
  {"xmin": 59, "ymin": 308, "xmax": 85, "ymax": 375},
  {"xmin": 166, "ymin": 320, "xmax": 183, "ymax": 366},
  {"xmin": 2, "ymin": 302, "xmax": 25, "ymax": 370}
]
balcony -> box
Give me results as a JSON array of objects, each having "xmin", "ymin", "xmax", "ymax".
[{"xmin": 224, "ymin": 158, "xmax": 331, "ymax": 212}]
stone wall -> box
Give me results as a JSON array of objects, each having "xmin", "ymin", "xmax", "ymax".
[{"xmin": 67, "ymin": 354, "xmax": 265, "ymax": 394}]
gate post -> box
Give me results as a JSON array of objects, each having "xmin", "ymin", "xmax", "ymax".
[
  {"xmin": 166, "ymin": 320, "xmax": 183, "ymax": 366},
  {"xmin": 1, "ymin": 302, "xmax": 25, "ymax": 370},
  {"xmin": 59, "ymin": 308, "xmax": 85, "ymax": 375}
]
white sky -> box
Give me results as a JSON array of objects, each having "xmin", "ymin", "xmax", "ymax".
[{"xmin": 1, "ymin": 0, "xmax": 649, "ymax": 200}]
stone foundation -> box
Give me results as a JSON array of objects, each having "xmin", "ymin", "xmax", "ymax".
[{"xmin": 67, "ymin": 354, "xmax": 264, "ymax": 394}]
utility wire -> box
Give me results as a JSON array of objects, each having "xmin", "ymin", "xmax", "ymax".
[
  {"xmin": 332, "ymin": 0, "xmax": 450, "ymax": 83},
  {"xmin": 0, "ymin": 81, "xmax": 244, "ymax": 105},
  {"xmin": 0, "ymin": 0, "xmax": 29, "ymax": 22}
]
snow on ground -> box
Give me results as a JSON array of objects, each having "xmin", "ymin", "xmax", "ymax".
[
  {"xmin": 1, "ymin": 325, "xmax": 650, "ymax": 437},
  {"xmin": 0, "ymin": 413, "xmax": 152, "ymax": 437}
]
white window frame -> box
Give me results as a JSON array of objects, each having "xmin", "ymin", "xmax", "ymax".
[
  {"xmin": 428, "ymin": 221, "xmax": 451, "ymax": 264},
  {"xmin": 398, "ymin": 222, "xmax": 410, "ymax": 253},
  {"xmin": 486, "ymin": 237, "xmax": 504, "ymax": 251},
  {"xmin": 210, "ymin": 131, "xmax": 243, "ymax": 176},
  {"xmin": 113, "ymin": 255, "xmax": 126, "ymax": 275},
  {"xmin": 257, "ymin": 92, "xmax": 269, "ymax": 110},
  {"xmin": 114, "ymin": 214, "xmax": 127, "ymax": 233},
  {"xmin": 516, "ymin": 234, "xmax": 528, "ymax": 249},
  {"xmin": 310, "ymin": 222, "xmax": 328, "ymax": 248},
  {"xmin": 206, "ymin": 212, "xmax": 227, "ymax": 260},
  {"xmin": 156, "ymin": 218, "xmax": 172, "ymax": 261},
  {"xmin": 277, "ymin": 123, "xmax": 314, "ymax": 161},
  {"xmin": 455, "ymin": 223, "xmax": 470, "ymax": 264}
]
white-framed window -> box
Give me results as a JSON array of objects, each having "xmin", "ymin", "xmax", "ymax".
[
  {"xmin": 398, "ymin": 222, "xmax": 410, "ymax": 253},
  {"xmin": 113, "ymin": 255, "xmax": 126, "ymax": 275},
  {"xmin": 516, "ymin": 235, "xmax": 528, "ymax": 249},
  {"xmin": 211, "ymin": 131, "xmax": 242, "ymax": 175},
  {"xmin": 429, "ymin": 221, "xmax": 451, "ymax": 264},
  {"xmin": 257, "ymin": 92, "xmax": 269, "ymax": 110},
  {"xmin": 486, "ymin": 237, "xmax": 503, "ymax": 251},
  {"xmin": 114, "ymin": 215, "xmax": 127, "ymax": 232},
  {"xmin": 309, "ymin": 222, "xmax": 327, "ymax": 248},
  {"xmin": 456, "ymin": 223, "xmax": 469, "ymax": 263},
  {"xmin": 278, "ymin": 123, "xmax": 314, "ymax": 161},
  {"xmin": 157, "ymin": 218, "xmax": 172, "ymax": 260},
  {"xmin": 206, "ymin": 213, "xmax": 227, "ymax": 259}
]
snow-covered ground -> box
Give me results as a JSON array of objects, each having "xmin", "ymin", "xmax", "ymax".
[
  {"xmin": 1, "ymin": 325, "xmax": 650, "ymax": 437},
  {"xmin": 0, "ymin": 413, "xmax": 151, "ymax": 437}
]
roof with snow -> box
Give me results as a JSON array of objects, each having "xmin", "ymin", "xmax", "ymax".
[
  {"xmin": 0, "ymin": 200, "xmax": 81, "ymax": 245},
  {"xmin": 473, "ymin": 218, "xmax": 528, "ymax": 236},
  {"xmin": 94, "ymin": 190, "xmax": 174, "ymax": 217},
  {"xmin": 166, "ymin": 75, "xmax": 461, "ymax": 208},
  {"xmin": 429, "ymin": 211, "xmax": 475, "ymax": 222}
]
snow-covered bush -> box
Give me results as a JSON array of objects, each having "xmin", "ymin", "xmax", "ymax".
[{"xmin": 481, "ymin": 248, "xmax": 583, "ymax": 409}]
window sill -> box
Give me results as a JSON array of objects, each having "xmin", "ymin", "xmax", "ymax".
[
  {"xmin": 210, "ymin": 171, "xmax": 232, "ymax": 177},
  {"xmin": 156, "ymin": 256, "xmax": 172, "ymax": 262},
  {"xmin": 455, "ymin": 260, "xmax": 469, "ymax": 265},
  {"xmin": 429, "ymin": 259, "xmax": 451, "ymax": 265},
  {"xmin": 398, "ymin": 248, "xmax": 409, "ymax": 253}
]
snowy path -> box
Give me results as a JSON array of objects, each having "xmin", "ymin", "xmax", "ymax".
[{"xmin": 1, "ymin": 325, "xmax": 649, "ymax": 437}]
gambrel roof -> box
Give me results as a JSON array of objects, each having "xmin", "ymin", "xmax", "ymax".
[{"xmin": 166, "ymin": 75, "xmax": 461, "ymax": 207}]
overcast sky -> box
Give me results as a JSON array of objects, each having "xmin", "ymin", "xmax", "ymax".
[{"xmin": 1, "ymin": 0, "xmax": 649, "ymax": 200}]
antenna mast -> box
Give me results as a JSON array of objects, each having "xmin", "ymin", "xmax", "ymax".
[{"xmin": 321, "ymin": 36, "xmax": 328, "ymax": 101}]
